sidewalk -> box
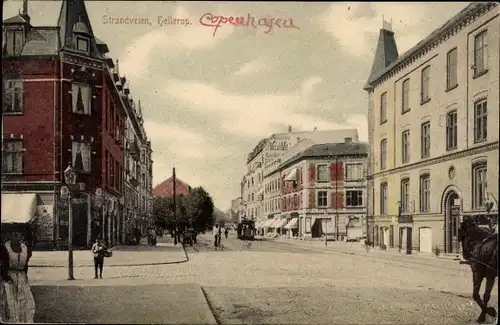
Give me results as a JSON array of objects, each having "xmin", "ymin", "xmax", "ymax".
[
  {"xmin": 274, "ymin": 238, "xmax": 462, "ymax": 266},
  {"xmin": 30, "ymin": 235, "xmax": 187, "ymax": 267}
]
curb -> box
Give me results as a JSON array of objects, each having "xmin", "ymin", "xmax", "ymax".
[
  {"xmin": 30, "ymin": 244, "xmax": 190, "ymax": 268},
  {"xmin": 200, "ymin": 286, "xmax": 222, "ymax": 325}
]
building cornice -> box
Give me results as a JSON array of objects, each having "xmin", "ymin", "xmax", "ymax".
[
  {"xmin": 60, "ymin": 52, "xmax": 106, "ymax": 70},
  {"xmin": 369, "ymin": 3, "xmax": 498, "ymax": 90},
  {"xmin": 371, "ymin": 141, "xmax": 498, "ymax": 178}
]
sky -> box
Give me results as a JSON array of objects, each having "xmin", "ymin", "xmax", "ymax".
[{"xmin": 3, "ymin": 0, "xmax": 469, "ymax": 210}]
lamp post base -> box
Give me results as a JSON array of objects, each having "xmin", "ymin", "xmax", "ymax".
[{"xmin": 67, "ymin": 276, "xmax": 75, "ymax": 280}]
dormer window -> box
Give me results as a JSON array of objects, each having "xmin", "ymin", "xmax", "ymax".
[
  {"xmin": 4, "ymin": 29, "xmax": 24, "ymax": 56},
  {"xmin": 76, "ymin": 37, "xmax": 89, "ymax": 53}
]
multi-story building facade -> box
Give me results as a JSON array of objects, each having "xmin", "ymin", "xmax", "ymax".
[
  {"xmin": 2, "ymin": 0, "xmax": 128, "ymax": 248},
  {"xmin": 364, "ymin": 3, "xmax": 499, "ymax": 254},
  {"xmin": 123, "ymin": 95, "xmax": 153, "ymax": 236},
  {"xmin": 260, "ymin": 138, "xmax": 367, "ymax": 239},
  {"xmin": 229, "ymin": 197, "xmax": 242, "ymax": 223}
]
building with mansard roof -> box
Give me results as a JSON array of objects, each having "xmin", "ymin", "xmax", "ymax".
[
  {"xmin": 1, "ymin": 0, "xmax": 153, "ymax": 248},
  {"xmin": 364, "ymin": 3, "xmax": 498, "ymax": 255}
]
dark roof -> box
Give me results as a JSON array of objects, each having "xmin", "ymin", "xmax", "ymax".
[
  {"xmin": 365, "ymin": 2, "xmax": 493, "ymax": 88},
  {"xmin": 280, "ymin": 142, "xmax": 368, "ymax": 169},
  {"xmin": 364, "ymin": 29, "xmax": 398, "ymax": 90},
  {"xmin": 21, "ymin": 27, "xmax": 60, "ymax": 56},
  {"xmin": 57, "ymin": 0, "xmax": 104, "ymax": 58},
  {"xmin": 4, "ymin": 14, "xmax": 29, "ymax": 24}
]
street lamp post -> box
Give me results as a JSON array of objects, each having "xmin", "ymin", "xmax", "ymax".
[
  {"xmin": 94, "ymin": 188, "xmax": 103, "ymax": 242},
  {"xmin": 61, "ymin": 163, "xmax": 77, "ymax": 281}
]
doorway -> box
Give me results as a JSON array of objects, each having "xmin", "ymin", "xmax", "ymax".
[{"xmin": 445, "ymin": 191, "xmax": 460, "ymax": 253}]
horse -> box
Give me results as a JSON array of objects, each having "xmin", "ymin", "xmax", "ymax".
[{"xmin": 458, "ymin": 219, "xmax": 498, "ymax": 323}]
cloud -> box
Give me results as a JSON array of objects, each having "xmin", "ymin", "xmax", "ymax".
[
  {"xmin": 163, "ymin": 78, "xmax": 366, "ymax": 138},
  {"xmin": 144, "ymin": 119, "xmax": 222, "ymax": 159},
  {"xmin": 316, "ymin": 2, "xmax": 468, "ymax": 57},
  {"xmin": 234, "ymin": 59, "xmax": 268, "ymax": 76},
  {"xmin": 300, "ymin": 76, "xmax": 322, "ymax": 96},
  {"xmin": 120, "ymin": 4, "xmax": 234, "ymax": 79}
]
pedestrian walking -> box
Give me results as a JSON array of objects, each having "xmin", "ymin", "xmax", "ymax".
[
  {"xmin": 217, "ymin": 226, "xmax": 223, "ymax": 246},
  {"xmin": 0, "ymin": 231, "xmax": 36, "ymax": 323},
  {"xmin": 213, "ymin": 224, "xmax": 219, "ymax": 247},
  {"xmin": 91, "ymin": 235, "xmax": 107, "ymax": 279},
  {"xmin": 224, "ymin": 227, "xmax": 229, "ymax": 239},
  {"xmin": 151, "ymin": 228, "xmax": 157, "ymax": 246}
]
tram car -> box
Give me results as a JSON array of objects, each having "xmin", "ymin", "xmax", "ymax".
[{"xmin": 237, "ymin": 220, "xmax": 255, "ymax": 240}]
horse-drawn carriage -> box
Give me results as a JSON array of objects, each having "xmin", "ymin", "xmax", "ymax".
[
  {"xmin": 181, "ymin": 227, "xmax": 197, "ymax": 246},
  {"xmin": 237, "ymin": 220, "xmax": 255, "ymax": 240},
  {"xmin": 458, "ymin": 214, "xmax": 498, "ymax": 323}
]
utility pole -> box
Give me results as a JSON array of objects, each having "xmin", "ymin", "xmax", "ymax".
[
  {"xmin": 335, "ymin": 156, "xmax": 339, "ymax": 241},
  {"xmin": 173, "ymin": 167, "xmax": 177, "ymax": 245}
]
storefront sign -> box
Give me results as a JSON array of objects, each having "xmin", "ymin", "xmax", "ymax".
[{"xmin": 398, "ymin": 214, "xmax": 413, "ymax": 224}]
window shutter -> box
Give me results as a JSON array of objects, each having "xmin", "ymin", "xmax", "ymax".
[
  {"xmin": 337, "ymin": 192, "xmax": 345, "ymax": 208},
  {"xmin": 308, "ymin": 191, "xmax": 315, "ymax": 209},
  {"xmin": 336, "ymin": 162, "xmax": 344, "ymax": 181},
  {"xmin": 331, "ymin": 192, "xmax": 336, "ymax": 208},
  {"xmin": 329, "ymin": 162, "xmax": 337, "ymax": 181},
  {"xmin": 308, "ymin": 163, "xmax": 316, "ymax": 184}
]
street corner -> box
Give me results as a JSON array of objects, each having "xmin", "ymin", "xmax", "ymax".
[
  {"xmin": 29, "ymin": 243, "xmax": 187, "ymax": 268},
  {"xmin": 32, "ymin": 283, "xmax": 217, "ymax": 324}
]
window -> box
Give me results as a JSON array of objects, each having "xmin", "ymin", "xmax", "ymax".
[
  {"xmin": 446, "ymin": 110, "xmax": 458, "ymax": 150},
  {"xmin": 346, "ymin": 190, "xmax": 363, "ymax": 207},
  {"xmin": 317, "ymin": 164, "xmax": 329, "ymax": 182},
  {"xmin": 72, "ymin": 141, "xmax": 91, "ymax": 172},
  {"xmin": 421, "ymin": 122, "xmax": 431, "ymax": 158},
  {"xmin": 71, "ymin": 83, "xmax": 92, "ymax": 115},
  {"xmin": 446, "ymin": 48, "xmax": 458, "ymax": 89},
  {"xmin": 251, "ymin": 193, "xmax": 254, "ymax": 201},
  {"xmin": 4, "ymin": 30, "xmax": 24, "ymax": 56},
  {"xmin": 400, "ymin": 179, "xmax": 410, "ymax": 214},
  {"xmin": 474, "ymin": 31, "xmax": 488, "ymax": 76},
  {"xmin": 317, "ymin": 190, "xmax": 328, "ymax": 207},
  {"xmin": 345, "ymin": 164, "xmax": 364, "ymax": 180},
  {"xmin": 380, "ymin": 139, "xmax": 387, "ymax": 170},
  {"xmin": 419, "ymin": 175, "xmax": 430, "ymax": 212},
  {"xmin": 77, "ymin": 38, "xmax": 90, "ymax": 53},
  {"xmin": 380, "ymin": 183, "xmax": 388, "ymax": 215},
  {"xmin": 474, "ymin": 100, "xmax": 487, "ymax": 143},
  {"xmin": 2, "ymin": 140, "xmax": 24, "ymax": 173},
  {"xmin": 3, "ymin": 80, "xmax": 23, "ymax": 113},
  {"xmin": 421, "ymin": 66, "xmax": 431, "ymax": 103},
  {"xmin": 380, "ymin": 92, "xmax": 387, "ymax": 123},
  {"xmin": 402, "ymin": 130, "xmax": 410, "ymax": 164},
  {"xmin": 402, "ymin": 79, "xmax": 410, "ymax": 113},
  {"xmin": 472, "ymin": 164, "xmax": 487, "ymax": 209}
]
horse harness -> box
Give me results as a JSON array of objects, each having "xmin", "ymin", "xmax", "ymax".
[{"xmin": 465, "ymin": 234, "xmax": 498, "ymax": 273}]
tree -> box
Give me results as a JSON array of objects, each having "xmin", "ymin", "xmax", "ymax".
[
  {"xmin": 152, "ymin": 187, "xmax": 215, "ymax": 233},
  {"xmin": 185, "ymin": 187, "xmax": 214, "ymax": 232}
]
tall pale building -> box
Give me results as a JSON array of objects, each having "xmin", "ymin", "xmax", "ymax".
[{"xmin": 364, "ymin": 3, "xmax": 499, "ymax": 254}]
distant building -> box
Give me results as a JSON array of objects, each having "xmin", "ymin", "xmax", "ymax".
[
  {"xmin": 153, "ymin": 174, "xmax": 192, "ymax": 198},
  {"xmin": 241, "ymin": 127, "xmax": 360, "ymax": 228},
  {"xmin": 230, "ymin": 197, "xmax": 242, "ymax": 223},
  {"xmin": 259, "ymin": 137, "xmax": 368, "ymax": 239},
  {"xmin": 364, "ymin": 3, "xmax": 499, "ymax": 254}
]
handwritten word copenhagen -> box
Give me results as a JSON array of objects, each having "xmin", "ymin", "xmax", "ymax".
[
  {"xmin": 102, "ymin": 15, "xmax": 152, "ymax": 26},
  {"xmin": 199, "ymin": 13, "xmax": 299, "ymax": 37},
  {"xmin": 157, "ymin": 16, "xmax": 191, "ymax": 27}
]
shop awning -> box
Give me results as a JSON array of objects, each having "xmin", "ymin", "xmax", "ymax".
[
  {"xmin": 1, "ymin": 193, "xmax": 38, "ymax": 224},
  {"xmin": 268, "ymin": 219, "xmax": 281, "ymax": 228},
  {"xmin": 262, "ymin": 219, "xmax": 275, "ymax": 228},
  {"xmin": 284, "ymin": 218, "xmax": 298, "ymax": 229},
  {"xmin": 273, "ymin": 218, "xmax": 288, "ymax": 228},
  {"xmin": 284, "ymin": 169, "xmax": 297, "ymax": 181}
]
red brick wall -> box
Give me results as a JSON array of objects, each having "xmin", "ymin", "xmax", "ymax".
[{"xmin": 2, "ymin": 59, "xmax": 57, "ymax": 182}]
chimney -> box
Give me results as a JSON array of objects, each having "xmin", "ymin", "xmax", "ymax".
[
  {"xmin": 288, "ymin": 125, "xmax": 292, "ymax": 132},
  {"xmin": 345, "ymin": 137, "xmax": 352, "ymax": 144}
]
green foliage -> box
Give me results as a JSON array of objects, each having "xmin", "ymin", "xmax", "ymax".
[{"xmin": 152, "ymin": 186, "xmax": 215, "ymax": 232}]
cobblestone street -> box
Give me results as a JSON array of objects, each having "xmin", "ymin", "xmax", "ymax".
[{"xmin": 29, "ymin": 233, "xmax": 498, "ymax": 324}]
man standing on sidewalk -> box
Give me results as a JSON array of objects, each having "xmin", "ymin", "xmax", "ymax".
[{"xmin": 212, "ymin": 224, "xmax": 219, "ymax": 247}]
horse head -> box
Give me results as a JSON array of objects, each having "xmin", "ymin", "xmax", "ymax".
[{"xmin": 458, "ymin": 219, "xmax": 491, "ymax": 260}]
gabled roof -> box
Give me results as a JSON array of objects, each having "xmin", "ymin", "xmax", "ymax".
[
  {"xmin": 280, "ymin": 142, "xmax": 368, "ymax": 169},
  {"xmin": 364, "ymin": 28, "xmax": 398, "ymax": 90},
  {"xmin": 365, "ymin": 2, "xmax": 495, "ymax": 88},
  {"xmin": 3, "ymin": 14, "xmax": 29, "ymax": 24},
  {"xmin": 21, "ymin": 27, "xmax": 60, "ymax": 56},
  {"xmin": 152, "ymin": 176, "xmax": 192, "ymax": 197},
  {"xmin": 57, "ymin": 0, "xmax": 104, "ymax": 58}
]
